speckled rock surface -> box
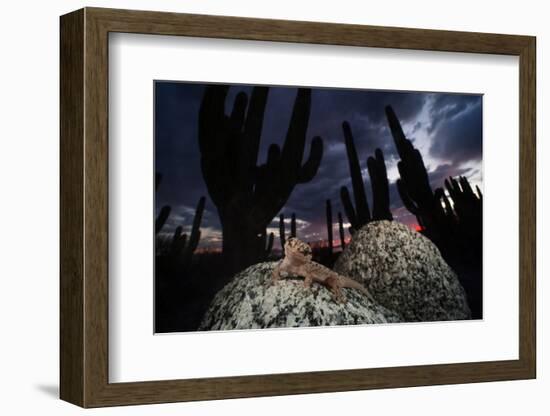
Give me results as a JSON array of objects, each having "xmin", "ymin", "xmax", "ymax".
[
  {"xmin": 199, "ymin": 262, "xmax": 402, "ymax": 331},
  {"xmin": 334, "ymin": 221, "xmax": 471, "ymax": 322}
]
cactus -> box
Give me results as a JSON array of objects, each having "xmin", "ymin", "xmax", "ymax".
[
  {"xmin": 167, "ymin": 196, "xmax": 206, "ymax": 271},
  {"xmin": 279, "ymin": 214, "xmax": 286, "ymax": 253},
  {"xmin": 367, "ymin": 149, "xmax": 393, "ymax": 221},
  {"xmin": 325, "ymin": 199, "xmax": 334, "ymax": 255},
  {"xmin": 385, "ymin": 105, "xmax": 483, "ymax": 318},
  {"xmin": 155, "ymin": 173, "xmax": 171, "ymax": 234},
  {"xmin": 444, "ymin": 176, "xmax": 482, "ymax": 225},
  {"xmin": 199, "ymin": 85, "xmax": 323, "ymax": 272},
  {"xmin": 260, "ymin": 230, "xmax": 274, "ymax": 259},
  {"xmin": 385, "ymin": 105, "xmax": 447, "ymax": 240},
  {"xmin": 340, "ymin": 121, "xmax": 393, "ymax": 232},
  {"xmin": 338, "ymin": 212, "xmax": 346, "ymax": 249},
  {"xmin": 279, "ymin": 213, "xmax": 297, "ymax": 254},
  {"xmin": 443, "ymin": 176, "xmax": 483, "ymax": 246}
]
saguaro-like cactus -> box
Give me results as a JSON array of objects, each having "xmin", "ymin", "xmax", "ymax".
[
  {"xmin": 279, "ymin": 213, "xmax": 297, "ymax": 254},
  {"xmin": 167, "ymin": 196, "xmax": 206, "ymax": 271},
  {"xmin": 326, "ymin": 199, "xmax": 334, "ymax": 255},
  {"xmin": 290, "ymin": 213, "xmax": 297, "ymax": 238},
  {"xmin": 199, "ymin": 85, "xmax": 323, "ymax": 273},
  {"xmin": 279, "ymin": 214, "xmax": 286, "ymax": 252},
  {"xmin": 385, "ymin": 105, "xmax": 446, "ymax": 240},
  {"xmin": 340, "ymin": 121, "xmax": 393, "ymax": 232},
  {"xmin": 338, "ymin": 212, "xmax": 346, "ymax": 249},
  {"xmin": 367, "ymin": 149, "xmax": 393, "ymax": 221}
]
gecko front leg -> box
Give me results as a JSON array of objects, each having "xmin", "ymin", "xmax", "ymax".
[
  {"xmin": 271, "ymin": 262, "xmax": 282, "ymax": 284},
  {"xmin": 303, "ymin": 274, "xmax": 313, "ymax": 289}
]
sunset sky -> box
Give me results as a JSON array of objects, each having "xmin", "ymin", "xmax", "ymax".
[{"xmin": 155, "ymin": 82, "xmax": 482, "ymax": 250}]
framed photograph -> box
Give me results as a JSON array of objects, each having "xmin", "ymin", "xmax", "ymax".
[{"xmin": 60, "ymin": 7, "xmax": 536, "ymax": 407}]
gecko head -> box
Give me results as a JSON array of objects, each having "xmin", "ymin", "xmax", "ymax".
[{"xmin": 285, "ymin": 237, "xmax": 312, "ymax": 260}]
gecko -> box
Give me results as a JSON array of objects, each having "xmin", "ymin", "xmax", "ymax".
[{"xmin": 271, "ymin": 237, "xmax": 374, "ymax": 303}]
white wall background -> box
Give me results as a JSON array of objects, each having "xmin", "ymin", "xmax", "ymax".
[{"xmin": 0, "ymin": 0, "xmax": 545, "ymax": 414}]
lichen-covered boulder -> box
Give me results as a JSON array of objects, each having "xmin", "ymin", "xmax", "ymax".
[
  {"xmin": 199, "ymin": 262, "xmax": 402, "ymax": 331},
  {"xmin": 334, "ymin": 221, "xmax": 471, "ymax": 322}
]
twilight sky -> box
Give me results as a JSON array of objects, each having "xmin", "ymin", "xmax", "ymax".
[{"xmin": 155, "ymin": 81, "xmax": 482, "ymax": 250}]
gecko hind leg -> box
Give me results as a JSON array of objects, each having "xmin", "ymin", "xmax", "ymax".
[{"xmin": 325, "ymin": 276, "xmax": 346, "ymax": 303}]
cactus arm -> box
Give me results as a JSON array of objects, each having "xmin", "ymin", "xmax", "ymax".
[
  {"xmin": 338, "ymin": 212, "xmax": 346, "ymax": 249},
  {"xmin": 396, "ymin": 179, "xmax": 419, "ymax": 216},
  {"xmin": 186, "ymin": 230, "xmax": 201, "ymax": 256},
  {"xmin": 476, "ymin": 185, "xmax": 483, "ymax": 201},
  {"xmin": 367, "ymin": 148, "xmax": 392, "ymax": 221},
  {"xmin": 240, "ymin": 87, "xmax": 269, "ymax": 190},
  {"xmin": 279, "ymin": 88, "xmax": 312, "ymax": 185},
  {"xmin": 266, "ymin": 232, "xmax": 274, "ymax": 256},
  {"xmin": 181, "ymin": 196, "xmax": 206, "ymax": 265},
  {"xmin": 279, "ymin": 214, "xmax": 286, "ymax": 253},
  {"xmin": 198, "ymin": 85, "xmax": 229, "ymax": 156},
  {"xmin": 229, "ymin": 91, "xmax": 247, "ymax": 130},
  {"xmin": 298, "ymin": 136, "xmax": 324, "ymax": 183},
  {"xmin": 385, "ymin": 105, "xmax": 409, "ymax": 159},
  {"xmin": 154, "ymin": 172, "xmax": 171, "ymax": 234},
  {"xmin": 155, "ymin": 206, "xmax": 171, "ymax": 235},
  {"xmin": 291, "ymin": 213, "xmax": 297, "ymax": 238},
  {"xmin": 255, "ymin": 144, "xmax": 282, "ymax": 196},
  {"xmin": 440, "ymin": 190, "xmax": 454, "ymax": 217},
  {"xmin": 198, "ymin": 85, "xmax": 233, "ymax": 207},
  {"xmin": 340, "ymin": 186, "xmax": 358, "ymax": 231},
  {"xmin": 445, "ymin": 177, "xmax": 461, "ymax": 201},
  {"xmin": 187, "ymin": 197, "xmax": 205, "ymax": 252},
  {"xmin": 170, "ymin": 226, "xmax": 186, "ymax": 257},
  {"xmin": 258, "ymin": 229, "xmax": 274, "ymax": 259},
  {"xmin": 342, "ymin": 121, "xmax": 371, "ymax": 225}
]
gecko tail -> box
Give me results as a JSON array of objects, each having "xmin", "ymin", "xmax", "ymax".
[{"xmin": 345, "ymin": 278, "xmax": 375, "ymax": 302}]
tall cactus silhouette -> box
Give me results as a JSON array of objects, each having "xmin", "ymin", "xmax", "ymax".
[
  {"xmin": 279, "ymin": 214, "xmax": 286, "ymax": 252},
  {"xmin": 385, "ymin": 105, "xmax": 447, "ymax": 240},
  {"xmin": 279, "ymin": 213, "xmax": 297, "ymax": 254},
  {"xmin": 325, "ymin": 199, "xmax": 334, "ymax": 255},
  {"xmin": 260, "ymin": 229, "xmax": 274, "ymax": 259},
  {"xmin": 199, "ymin": 85, "xmax": 323, "ymax": 272},
  {"xmin": 338, "ymin": 212, "xmax": 346, "ymax": 249},
  {"xmin": 167, "ymin": 196, "xmax": 206, "ymax": 271},
  {"xmin": 290, "ymin": 213, "xmax": 297, "ymax": 238},
  {"xmin": 367, "ymin": 149, "xmax": 393, "ymax": 221},
  {"xmin": 340, "ymin": 121, "xmax": 392, "ymax": 232}
]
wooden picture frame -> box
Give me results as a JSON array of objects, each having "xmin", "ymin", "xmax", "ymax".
[{"xmin": 60, "ymin": 7, "xmax": 536, "ymax": 408}]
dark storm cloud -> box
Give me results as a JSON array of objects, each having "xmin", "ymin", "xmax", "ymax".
[
  {"xmin": 426, "ymin": 163, "xmax": 472, "ymax": 190},
  {"xmin": 155, "ymin": 81, "xmax": 206, "ymax": 206},
  {"xmin": 428, "ymin": 94, "xmax": 482, "ymax": 162},
  {"xmin": 155, "ymin": 82, "xmax": 483, "ymax": 248}
]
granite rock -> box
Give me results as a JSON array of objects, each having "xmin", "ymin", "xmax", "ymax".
[
  {"xmin": 199, "ymin": 261, "xmax": 402, "ymax": 331},
  {"xmin": 334, "ymin": 220, "xmax": 471, "ymax": 322}
]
